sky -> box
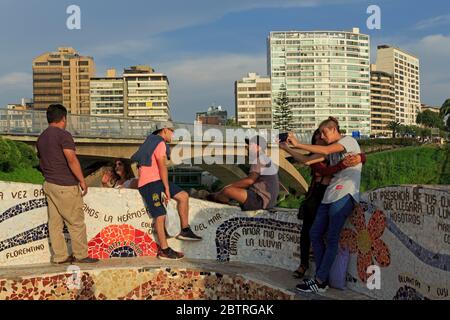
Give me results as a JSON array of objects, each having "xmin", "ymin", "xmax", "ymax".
[{"xmin": 0, "ymin": 0, "xmax": 449, "ymax": 121}]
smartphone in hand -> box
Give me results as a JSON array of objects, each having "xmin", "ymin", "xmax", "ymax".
[{"xmin": 278, "ymin": 132, "xmax": 289, "ymax": 143}]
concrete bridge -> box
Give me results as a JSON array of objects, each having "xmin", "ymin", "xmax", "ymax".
[{"xmin": 1, "ymin": 109, "xmax": 310, "ymax": 194}]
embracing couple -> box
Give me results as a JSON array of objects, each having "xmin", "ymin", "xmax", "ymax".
[{"xmin": 280, "ymin": 117, "xmax": 364, "ymax": 293}]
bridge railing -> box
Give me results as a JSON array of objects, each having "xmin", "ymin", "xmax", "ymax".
[{"xmin": 0, "ymin": 109, "xmax": 312, "ymax": 143}]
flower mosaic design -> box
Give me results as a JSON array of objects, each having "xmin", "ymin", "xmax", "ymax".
[
  {"xmin": 340, "ymin": 205, "xmax": 391, "ymax": 282},
  {"xmin": 88, "ymin": 224, "xmax": 158, "ymax": 259}
]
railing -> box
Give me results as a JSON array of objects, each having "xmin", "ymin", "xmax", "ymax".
[{"xmin": 0, "ymin": 109, "xmax": 312, "ymax": 143}]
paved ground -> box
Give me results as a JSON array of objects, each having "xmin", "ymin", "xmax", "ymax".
[{"xmin": 0, "ymin": 257, "xmax": 372, "ymax": 300}]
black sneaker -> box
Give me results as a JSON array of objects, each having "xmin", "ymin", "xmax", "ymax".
[
  {"xmin": 176, "ymin": 227, "xmax": 202, "ymax": 241},
  {"xmin": 52, "ymin": 255, "xmax": 74, "ymax": 265},
  {"xmin": 73, "ymin": 257, "xmax": 99, "ymax": 264},
  {"xmin": 296, "ymin": 278, "xmax": 329, "ymax": 293},
  {"xmin": 158, "ymin": 247, "xmax": 184, "ymax": 260}
]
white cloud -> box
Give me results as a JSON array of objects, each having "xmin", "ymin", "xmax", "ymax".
[
  {"xmin": 0, "ymin": 72, "xmax": 31, "ymax": 88},
  {"xmin": 160, "ymin": 54, "xmax": 267, "ymax": 120},
  {"xmin": 414, "ymin": 14, "xmax": 450, "ymax": 30},
  {"xmin": 402, "ymin": 34, "xmax": 450, "ymax": 106}
]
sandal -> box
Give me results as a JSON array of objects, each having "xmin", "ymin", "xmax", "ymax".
[{"xmin": 292, "ymin": 265, "xmax": 308, "ymax": 279}]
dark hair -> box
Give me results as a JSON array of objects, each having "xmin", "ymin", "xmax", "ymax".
[
  {"xmin": 245, "ymin": 135, "xmax": 267, "ymax": 150},
  {"xmin": 114, "ymin": 158, "xmax": 135, "ymax": 180},
  {"xmin": 319, "ymin": 116, "xmax": 340, "ymax": 133},
  {"xmin": 46, "ymin": 104, "xmax": 67, "ymax": 124},
  {"xmin": 311, "ymin": 129, "xmax": 321, "ymax": 145},
  {"xmin": 152, "ymin": 129, "xmax": 163, "ymax": 135}
]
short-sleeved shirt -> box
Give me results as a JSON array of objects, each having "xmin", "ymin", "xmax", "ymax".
[
  {"xmin": 248, "ymin": 159, "xmax": 279, "ymax": 209},
  {"xmin": 322, "ymin": 136, "xmax": 362, "ymax": 204},
  {"xmin": 138, "ymin": 141, "xmax": 166, "ymax": 188},
  {"xmin": 36, "ymin": 126, "xmax": 79, "ymax": 186}
]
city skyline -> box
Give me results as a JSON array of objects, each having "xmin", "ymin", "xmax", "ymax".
[{"xmin": 0, "ymin": 0, "xmax": 449, "ymax": 121}]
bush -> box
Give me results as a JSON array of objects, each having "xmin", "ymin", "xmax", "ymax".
[
  {"xmin": 0, "ymin": 138, "xmax": 21, "ymax": 172},
  {"xmin": 358, "ymin": 138, "xmax": 420, "ymax": 147},
  {"xmin": 0, "ymin": 137, "xmax": 39, "ymax": 173}
]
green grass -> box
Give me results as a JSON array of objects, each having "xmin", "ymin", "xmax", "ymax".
[
  {"xmin": 0, "ymin": 166, "xmax": 44, "ymax": 184},
  {"xmin": 281, "ymin": 145, "xmax": 449, "ymax": 209},
  {"xmin": 361, "ymin": 145, "xmax": 449, "ymax": 192}
]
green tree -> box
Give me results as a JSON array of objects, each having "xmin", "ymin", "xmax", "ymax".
[
  {"xmin": 225, "ymin": 118, "xmax": 241, "ymax": 128},
  {"xmin": 272, "ymin": 84, "xmax": 292, "ymax": 132},
  {"xmin": 387, "ymin": 121, "xmax": 401, "ymax": 138},
  {"xmin": 416, "ymin": 110, "xmax": 444, "ymax": 129}
]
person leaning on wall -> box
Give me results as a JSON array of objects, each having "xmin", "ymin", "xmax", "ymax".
[
  {"xmin": 280, "ymin": 128, "xmax": 366, "ymax": 280},
  {"xmin": 101, "ymin": 158, "xmax": 138, "ymax": 189}
]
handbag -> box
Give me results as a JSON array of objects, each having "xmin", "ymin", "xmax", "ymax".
[
  {"xmin": 298, "ymin": 178, "xmax": 326, "ymax": 220},
  {"xmin": 163, "ymin": 193, "xmax": 181, "ymax": 237}
]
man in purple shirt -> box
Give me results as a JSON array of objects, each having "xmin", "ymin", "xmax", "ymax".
[{"xmin": 37, "ymin": 104, "xmax": 98, "ymax": 264}]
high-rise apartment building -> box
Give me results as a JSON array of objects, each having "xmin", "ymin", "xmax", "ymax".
[
  {"xmin": 90, "ymin": 69, "xmax": 124, "ymax": 117},
  {"xmin": 267, "ymin": 28, "xmax": 371, "ymax": 135},
  {"xmin": 123, "ymin": 65, "xmax": 170, "ymax": 121},
  {"xmin": 370, "ymin": 64, "xmax": 395, "ymax": 136},
  {"xmin": 376, "ymin": 45, "xmax": 420, "ymax": 126},
  {"xmin": 33, "ymin": 47, "xmax": 95, "ymax": 114},
  {"xmin": 235, "ymin": 73, "xmax": 272, "ymax": 128}
]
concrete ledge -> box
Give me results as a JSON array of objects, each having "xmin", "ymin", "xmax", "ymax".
[{"xmin": 0, "ymin": 257, "xmax": 371, "ymax": 300}]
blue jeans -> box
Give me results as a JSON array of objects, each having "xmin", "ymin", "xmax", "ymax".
[{"xmin": 309, "ymin": 194, "xmax": 355, "ymax": 282}]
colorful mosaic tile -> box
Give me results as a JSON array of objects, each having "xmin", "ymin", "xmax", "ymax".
[
  {"xmin": 88, "ymin": 224, "xmax": 158, "ymax": 259},
  {"xmin": 0, "ymin": 267, "xmax": 294, "ymax": 300},
  {"xmin": 0, "ymin": 198, "xmax": 47, "ymax": 224},
  {"xmin": 215, "ymin": 217, "xmax": 301, "ymax": 262}
]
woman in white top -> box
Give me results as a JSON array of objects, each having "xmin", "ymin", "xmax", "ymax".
[{"xmin": 102, "ymin": 158, "xmax": 138, "ymax": 189}]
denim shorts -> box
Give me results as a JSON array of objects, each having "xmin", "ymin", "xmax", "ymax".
[
  {"xmin": 241, "ymin": 189, "xmax": 265, "ymax": 211},
  {"xmin": 138, "ymin": 180, "xmax": 183, "ymax": 218}
]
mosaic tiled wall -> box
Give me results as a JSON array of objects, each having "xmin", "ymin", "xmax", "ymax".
[
  {"xmin": 343, "ymin": 185, "xmax": 450, "ymax": 300},
  {"xmin": 0, "ymin": 181, "xmax": 301, "ymax": 270},
  {"xmin": 0, "ymin": 267, "xmax": 294, "ymax": 300},
  {"xmin": 1, "ymin": 182, "xmax": 449, "ymax": 300}
]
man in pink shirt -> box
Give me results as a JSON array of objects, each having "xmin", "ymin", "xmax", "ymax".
[{"xmin": 137, "ymin": 122, "xmax": 202, "ymax": 260}]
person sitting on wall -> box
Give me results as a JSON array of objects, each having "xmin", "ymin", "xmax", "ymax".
[
  {"xmin": 132, "ymin": 122, "xmax": 202, "ymax": 260},
  {"xmin": 207, "ymin": 135, "xmax": 279, "ymax": 211},
  {"xmin": 101, "ymin": 158, "xmax": 138, "ymax": 189}
]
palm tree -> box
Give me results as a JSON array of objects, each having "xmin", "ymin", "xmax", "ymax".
[
  {"xmin": 440, "ymin": 99, "xmax": 450, "ymax": 131},
  {"xmin": 440, "ymin": 99, "xmax": 450, "ymax": 118},
  {"xmin": 387, "ymin": 121, "xmax": 401, "ymax": 138}
]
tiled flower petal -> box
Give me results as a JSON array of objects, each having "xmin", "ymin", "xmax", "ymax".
[
  {"xmin": 367, "ymin": 210, "xmax": 386, "ymax": 240},
  {"xmin": 357, "ymin": 251, "xmax": 373, "ymax": 283},
  {"xmin": 350, "ymin": 205, "xmax": 366, "ymax": 232},
  {"xmin": 372, "ymin": 238, "xmax": 391, "ymax": 267},
  {"xmin": 339, "ymin": 228, "xmax": 358, "ymax": 254}
]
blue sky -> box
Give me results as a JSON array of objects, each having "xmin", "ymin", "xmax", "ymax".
[{"xmin": 0, "ymin": 0, "xmax": 449, "ymax": 121}]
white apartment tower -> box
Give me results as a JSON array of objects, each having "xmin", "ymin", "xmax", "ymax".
[
  {"xmin": 90, "ymin": 69, "xmax": 124, "ymax": 116},
  {"xmin": 376, "ymin": 45, "xmax": 421, "ymax": 126},
  {"xmin": 235, "ymin": 73, "xmax": 272, "ymax": 128},
  {"xmin": 123, "ymin": 65, "xmax": 170, "ymax": 121},
  {"xmin": 268, "ymin": 28, "xmax": 371, "ymax": 135}
]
